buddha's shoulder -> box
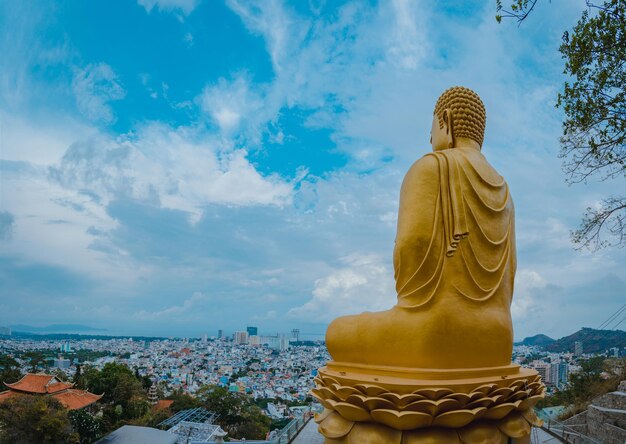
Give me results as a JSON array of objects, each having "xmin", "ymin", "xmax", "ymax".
[
  {"xmin": 401, "ymin": 154, "xmax": 441, "ymax": 191},
  {"xmin": 405, "ymin": 153, "xmax": 441, "ymax": 178}
]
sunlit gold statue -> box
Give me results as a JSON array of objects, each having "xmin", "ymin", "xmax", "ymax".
[{"xmin": 312, "ymin": 87, "xmax": 544, "ymax": 443}]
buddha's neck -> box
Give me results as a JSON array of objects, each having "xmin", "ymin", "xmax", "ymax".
[{"xmin": 453, "ymin": 137, "xmax": 481, "ymax": 151}]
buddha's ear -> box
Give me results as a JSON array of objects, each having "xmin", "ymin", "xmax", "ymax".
[{"xmin": 443, "ymin": 108, "xmax": 454, "ymax": 148}]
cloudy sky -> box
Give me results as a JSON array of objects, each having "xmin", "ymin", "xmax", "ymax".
[{"xmin": 0, "ymin": 0, "xmax": 624, "ymax": 340}]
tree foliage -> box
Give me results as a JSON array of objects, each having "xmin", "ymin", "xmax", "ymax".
[
  {"xmin": 68, "ymin": 409, "xmax": 101, "ymax": 444},
  {"xmin": 0, "ymin": 354, "xmax": 22, "ymax": 384},
  {"xmin": 196, "ymin": 385, "xmax": 270, "ymax": 440},
  {"xmin": 0, "ymin": 395, "xmax": 77, "ymax": 444},
  {"xmin": 497, "ymin": 0, "xmax": 626, "ymax": 250},
  {"xmin": 79, "ymin": 362, "xmax": 149, "ymax": 432},
  {"xmin": 538, "ymin": 357, "xmax": 626, "ymax": 416}
]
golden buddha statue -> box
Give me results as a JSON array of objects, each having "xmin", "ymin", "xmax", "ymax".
[{"xmin": 312, "ymin": 87, "xmax": 545, "ymax": 443}]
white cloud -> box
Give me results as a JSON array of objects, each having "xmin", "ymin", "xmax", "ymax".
[
  {"xmin": 226, "ymin": 0, "xmax": 296, "ymax": 73},
  {"xmin": 137, "ymin": 0, "xmax": 200, "ymax": 15},
  {"xmin": 0, "ymin": 162, "xmax": 133, "ymax": 281},
  {"xmin": 511, "ymin": 269, "xmax": 547, "ymax": 320},
  {"xmin": 387, "ymin": 0, "xmax": 427, "ymax": 69},
  {"xmin": 183, "ymin": 32, "xmax": 194, "ymax": 46},
  {"xmin": 49, "ymin": 123, "xmax": 294, "ymax": 223},
  {"xmin": 287, "ymin": 253, "xmax": 395, "ymax": 323},
  {"xmin": 72, "ymin": 63, "xmax": 125, "ymax": 123},
  {"xmin": 0, "ymin": 111, "xmax": 97, "ymax": 165},
  {"xmin": 199, "ymin": 75, "xmax": 264, "ymax": 135},
  {"xmin": 133, "ymin": 292, "xmax": 209, "ymax": 320}
]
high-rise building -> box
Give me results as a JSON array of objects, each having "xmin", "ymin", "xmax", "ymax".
[
  {"xmin": 59, "ymin": 340, "xmax": 71, "ymax": 353},
  {"xmin": 558, "ymin": 363, "xmax": 569, "ymax": 386},
  {"xmin": 574, "ymin": 341, "xmax": 583, "ymax": 356},
  {"xmin": 279, "ymin": 334, "xmax": 289, "ymax": 351},
  {"xmin": 531, "ymin": 361, "xmax": 550, "ymax": 384},
  {"xmin": 234, "ymin": 331, "xmax": 249, "ymax": 344},
  {"xmin": 201, "ymin": 333, "xmax": 208, "ymax": 343},
  {"xmin": 249, "ymin": 335, "xmax": 261, "ymax": 346},
  {"xmin": 53, "ymin": 357, "xmax": 71, "ymax": 369},
  {"xmin": 217, "ymin": 329, "xmax": 223, "ymax": 339},
  {"xmin": 291, "ymin": 329, "xmax": 300, "ymax": 342},
  {"xmin": 247, "ymin": 326, "xmax": 258, "ymax": 337}
]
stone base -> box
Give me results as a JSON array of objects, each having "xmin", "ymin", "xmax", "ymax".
[{"xmin": 311, "ymin": 362, "xmax": 545, "ymax": 444}]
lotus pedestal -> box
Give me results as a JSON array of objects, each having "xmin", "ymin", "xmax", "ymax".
[{"xmin": 311, "ymin": 362, "xmax": 545, "ymax": 443}]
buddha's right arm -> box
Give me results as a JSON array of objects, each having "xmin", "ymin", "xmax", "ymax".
[{"xmin": 394, "ymin": 154, "xmax": 441, "ymax": 288}]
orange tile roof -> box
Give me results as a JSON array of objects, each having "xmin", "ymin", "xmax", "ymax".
[
  {"xmin": 153, "ymin": 399, "xmax": 174, "ymax": 410},
  {"xmin": 5, "ymin": 374, "xmax": 74, "ymax": 394},
  {"xmin": 0, "ymin": 374, "xmax": 102, "ymax": 410},
  {"xmin": 53, "ymin": 389, "xmax": 102, "ymax": 410}
]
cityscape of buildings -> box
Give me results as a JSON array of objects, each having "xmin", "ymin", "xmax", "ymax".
[
  {"xmin": 0, "ymin": 327, "xmax": 328, "ymax": 407},
  {"xmin": 1, "ymin": 327, "xmax": 624, "ymax": 402}
]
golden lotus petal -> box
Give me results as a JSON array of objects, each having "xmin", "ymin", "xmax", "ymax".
[
  {"xmin": 414, "ymin": 387, "xmax": 455, "ymax": 400},
  {"xmin": 444, "ymin": 392, "xmax": 472, "ymax": 405},
  {"xmin": 498, "ymin": 412, "xmax": 530, "ymax": 438},
  {"xmin": 483, "ymin": 402, "xmax": 518, "ymax": 420},
  {"xmin": 314, "ymin": 408, "xmax": 333, "ymax": 424},
  {"xmin": 432, "ymin": 407, "xmax": 486, "ymax": 428},
  {"xmin": 509, "ymin": 380, "xmax": 526, "ymax": 391},
  {"xmin": 317, "ymin": 386, "xmax": 340, "ymax": 401},
  {"xmin": 333, "ymin": 401, "xmax": 371, "ymax": 422},
  {"xmin": 516, "ymin": 399, "xmax": 532, "ymax": 411},
  {"xmin": 526, "ymin": 382, "xmax": 541, "ymax": 391},
  {"xmin": 379, "ymin": 392, "xmax": 426, "ymax": 406},
  {"xmin": 403, "ymin": 427, "xmax": 461, "ymax": 444},
  {"xmin": 310, "ymin": 388, "xmax": 326, "ymax": 401},
  {"xmin": 492, "ymin": 387, "xmax": 513, "ymax": 398},
  {"xmin": 319, "ymin": 410, "xmax": 355, "ymax": 439},
  {"xmin": 345, "ymin": 394, "xmax": 368, "ymax": 409},
  {"xmin": 465, "ymin": 397, "xmax": 495, "ymax": 410},
  {"xmin": 518, "ymin": 393, "xmax": 544, "ymax": 411},
  {"xmin": 402, "ymin": 399, "xmax": 438, "ymax": 415},
  {"xmin": 522, "ymin": 408, "xmax": 542, "ymax": 427},
  {"xmin": 321, "ymin": 375, "xmax": 340, "ymax": 386},
  {"xmin": 474, "ymin": 384, "xmax": 498, "ymax": 395},
  {"xmin": 354, "ymin": 384, "xmax": 387, "ymax": 397},
  {"xmin": 370, "ymin": 409, "xmax": 432, "ymax": 430},
  {"xmin": 346, "ymin": 421, "xmax": 402, "ymax": 444},
  {"xmin": 435, "ymin": 398, "xmax": 463, "ymax": 414},
  {"xmin": 335, "ymin": 385, "xmax": 363, "ymax": 400},
  {"xmin": 364, "ymin": 396, "xmax": 396, "ymax": 411},
  {"xmin": 469, "ymin": 391, "xmax": 487, "ymax": 401},
  {"xmin": 507, "ymin": 390, "xmax": 529, "ymax": 402},
  {"xmin": 458, "ymin": 420, "xmax": 506, "ymax": 444}
]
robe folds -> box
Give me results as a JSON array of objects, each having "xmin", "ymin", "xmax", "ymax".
[{"xmin": 394, "ymin": 147, "xmax": 516, "ymax": 309}]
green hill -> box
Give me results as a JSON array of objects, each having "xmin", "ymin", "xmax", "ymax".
[
  {"xmin": 514, "ymin": 334, "xmax": 555, "ymax": 347},
  {"xmin": 545, "ymin": 328, "xmax": 626, "ymax": 353}
]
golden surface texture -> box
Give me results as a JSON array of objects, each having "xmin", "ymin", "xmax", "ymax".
[{"xmin": 313, "ymin": 87, "xmax": 545, "ymax": 442}]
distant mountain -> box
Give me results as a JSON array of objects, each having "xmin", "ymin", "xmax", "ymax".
[
  {"xmin": 545, "ymin": 328, "xmax": 626, "ymax": 354},
  {"xmin": 11, "ymin": 324, "xmax": 107, "ymax": 333},
  {"xmin": 514, "ymin": 334, "xmax": 555, "ymax": 347}
]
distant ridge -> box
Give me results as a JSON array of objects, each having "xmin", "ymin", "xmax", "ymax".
[
  {"xmin": 10, "ymin": 324, "xmax": 107, "ymax": 333},
  {"xmin": 514, "ymin": 334, "xmax": 555, "ymax": 347},
  {"xmin": 545, "ymin": 327, "xmax": 626, "ymax": 353}
]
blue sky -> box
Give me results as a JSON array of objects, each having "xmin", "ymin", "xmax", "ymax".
[{"xmin": 0, "ymin": 0, "xmax": 624, "ymax": 340}]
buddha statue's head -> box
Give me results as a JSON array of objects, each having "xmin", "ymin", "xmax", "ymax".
[{"xmin": 430, "ymin": 86, "xmax": 486, "ymax": 152}]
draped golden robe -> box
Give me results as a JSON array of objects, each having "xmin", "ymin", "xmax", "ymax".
[{"xmin": 394, "ymin": 147, "xmax": 515, "ymax": 310}]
